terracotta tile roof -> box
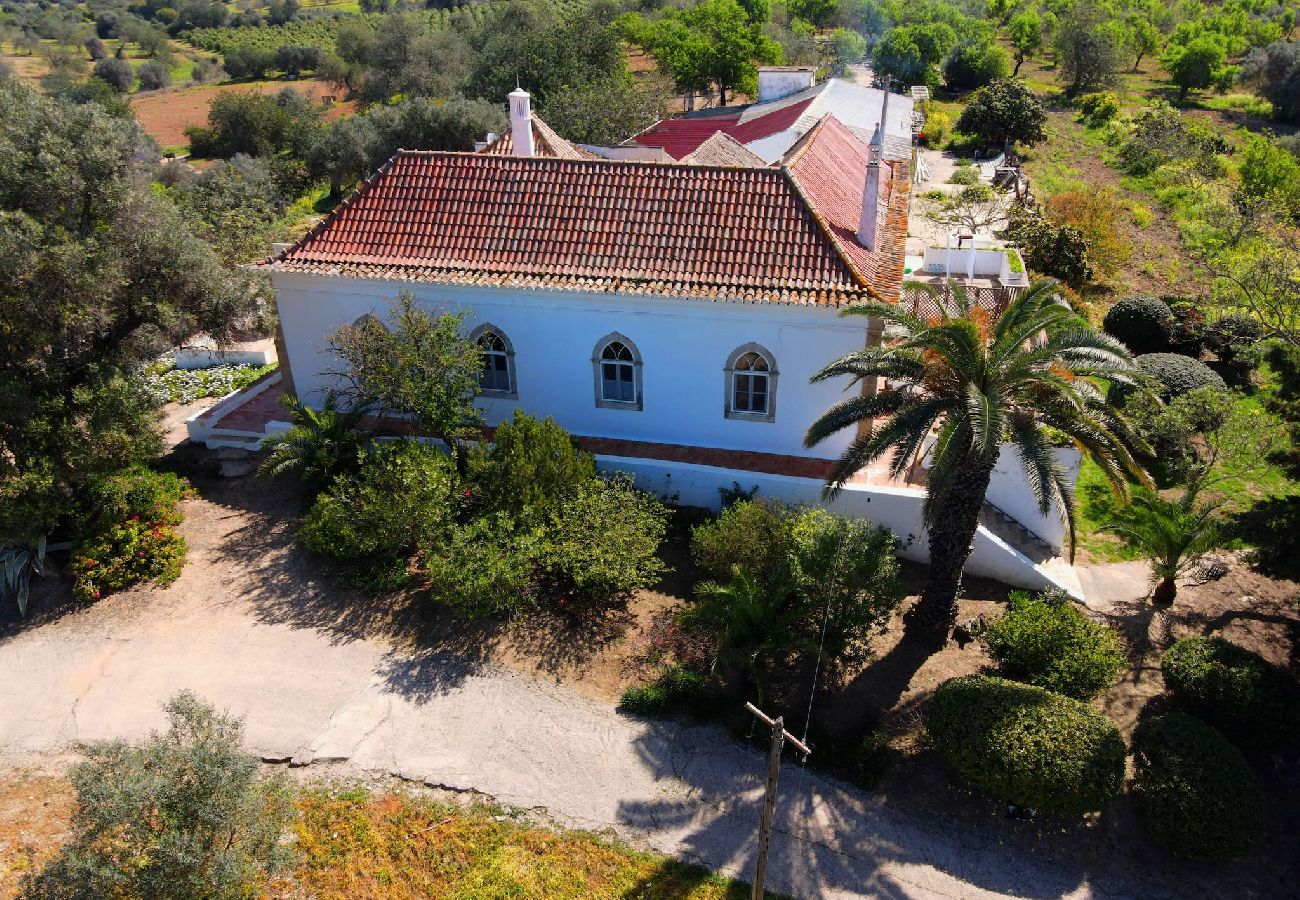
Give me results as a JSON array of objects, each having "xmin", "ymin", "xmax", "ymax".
[
  {"xmin": 784, "ymin": 115, "xmax": 910, "ymax": 302},
  {"xmin": 629, "ymin": 80, "xmax": 914, "ymax": 163},
  {"xmin": 269, "ymin": 116, "xmax": 907, "ymax": 306},
  {"xmin": 479, "ymin": 115, "xmax": 599, "ymax": 160},
  {"xmin": 628, "ymin": 100, "xmax": 810, "ymax": 160},
  {"xmin": 682, "ymin": 132, "xmax": 768, "ymax": 168}
]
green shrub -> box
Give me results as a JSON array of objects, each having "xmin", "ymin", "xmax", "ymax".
[
  {"xmin": 544, "ymin": 474, "xmax": 669, "ymax": 603},
  {"xmin": 618, "ymin": 666, "xmax": 710, "ymax": 716},
  {"xmin": 299, "ymin": 440, "xmax": 453, "ymax": 563},
  {"xmin": 71, "ymin": 518, "xmax": 188, "ymax": 603},
  {"xmin": 1103, "ymin": 295, "xmax": 1175, "ymax": 354},
  {"xmin": 70, "ymin": 468, "xmax": 195, "ymax": 603},
  {"xmin": 467, "ymin": 410, "xmax": 596, "ymax": 522},
  {"xmin": 948, "ymin": 166, "xmax": 980, "ymax": 185},
  {"xmin": 925, "ymin": 675, "xmax": 1126, "ymax": 815},
  {"xmin": 981, "ymin": 590, "xmax": 1126, "ymax": 700},
  {"xmin": 22, "ymin": 691, "xmax": 294, "ymax": 899},
  {"xmin": 691, "ymin": 499, "xmax": 792, "ymax": 586},
  {"xmin": 1132, "ymin": 712, "xmax": 1265, "ymax": 861},
  {"xmin": 1203, "ymin": 313, "xmax": 1264, "ymax": 374},
  {"xmin": 688, "ymin": 501, "xmax": 902, "ymax": 678},
  {"xmin": 424, "ymin": 513, "xmax": 544, "ymax": 618},
  {"xmin": 1161, "ymin": 636, "xmax": 1300, "ymax": 749},
  {"xmin": 75, "ymin": 467, "xmax": 191, "ymax": 534},
  {"xmin": 1137, "ymin": 353, "xmax": 1226, "ymax": 399},
  {"xmin": 1078, "ymin": 91, "xmax": 1121, "ymax": 125}
]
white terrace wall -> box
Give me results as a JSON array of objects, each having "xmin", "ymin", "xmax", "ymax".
[
  {"xmin": 601, "ymin": 455, "xmax": 1068, "ymax": 594},
  {"xmin": 983, "ymin": 446, "xmax": 1083, "ymax": 551},
  {"xmin": 272, "ymin": 272, "xmax": 875, "ymax": 461}
]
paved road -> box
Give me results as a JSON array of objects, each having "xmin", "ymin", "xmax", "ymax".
[{"xmin": 0, "ymin": 489, "xmax": 1173, "ymax": 899}]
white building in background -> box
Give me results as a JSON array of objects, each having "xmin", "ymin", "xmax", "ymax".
[{"xmin": 189, "ymin": 86, "xmax": 1081, "ymax": 596}]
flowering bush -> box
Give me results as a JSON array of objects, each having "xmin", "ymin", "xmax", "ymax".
[
  {"xmin": 143, "ymin": 354, "xmax": 278, "ymax": 404},
  {"xmin": 71, "ymin": 519, "xmax": 188, "ymax": 603},
  {"xmin": 71, "ymin": 468, "xmax": 195, "ymax": 603}
]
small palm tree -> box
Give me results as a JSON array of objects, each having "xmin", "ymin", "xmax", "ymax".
[
  {"xmin": 259, "ymin": 393, "xmax": 371, "ymax": 490},
  {"xmin": 681, "ymin": 568, "xmax": 814, "ymax": 707},
  {"xmin": 806, "ymin": 279, "xmax": 1150, "ymax": 642},
  {"xmin": 1105, "ymin": 490, "xmax": 1220, "ymax": 606}
]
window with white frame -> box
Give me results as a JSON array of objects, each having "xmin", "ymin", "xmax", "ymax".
[
  {"xmin": 471, "ymin": 325, "xmax": 517, "ymax": 397},
  {"xmin": 592, "ymin": 333, "xmax": 642, "ymax": 410},
  {"xmin": 724, "ymin": 344, "xmax": 777, "ymax": 421}
]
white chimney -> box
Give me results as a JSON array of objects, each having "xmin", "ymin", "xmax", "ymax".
[
  {"xmin": 508, "ymin": 88, "xmax": 534, "ymax": 158},
  {"xmin": 857, "ymin": 88, "xmax": 891, "ymax": 250}
]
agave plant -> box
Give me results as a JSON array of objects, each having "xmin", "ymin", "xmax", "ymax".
[
  {"xmin": 805, "ymin": 278, "xmax": 1151, "ymax": 642},
  {"xmin": 2, "ymin": 536, "xmax": 47, "ymax": 618},
  {"xmin": 1105, "ymin": 490, "xmax": 1221, "ymax": 606},
  {"xmin": 259, "ymin": 393, "xmax": 371, "ymax": 491}
]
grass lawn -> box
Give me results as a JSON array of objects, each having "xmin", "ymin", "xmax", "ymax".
[{"xmin": 280, "ymin": 787, "xmax": 760, "ymax": 900}]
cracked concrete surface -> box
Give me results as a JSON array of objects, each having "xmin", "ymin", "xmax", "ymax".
[{"xmin": 0, "ymin": 488, "xmax": 1197, "ymax": 900}]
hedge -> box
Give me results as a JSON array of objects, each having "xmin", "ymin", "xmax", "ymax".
[
  {"xmin": 981, "ymin": 590, "xmax": 1126, "ymax": 700},
  {"xmin": 1132, "ymin": 712, "xmax": 1265, "ymax": 861},
  {"xmin": 925, "ymin": 675, "xmax": 1126, "ymax": 816},
  {"xmin": 1161, "ymin": 636, "xmax": 1300, "ymax": 749},
  {"xmin": 1103, "ymin": 295, "xmax": 1175, "ymax": 354},
  {"xmin": 1137, "ymin": 353, "xmax": 1226, "ymax": 399}
]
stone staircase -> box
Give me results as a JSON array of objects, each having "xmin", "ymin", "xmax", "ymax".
[{"xmin": 977, "ymin": 500, "xmax": 1083, "ymax": 599}]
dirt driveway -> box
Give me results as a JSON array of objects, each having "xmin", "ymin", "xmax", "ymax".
[{"xmin": 1, "ymin": 454, "xmax": 1295, "ymax": 899}]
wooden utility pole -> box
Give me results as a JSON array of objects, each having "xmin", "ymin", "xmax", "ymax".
[{"xmin": 744, "ymin": 702, "xmax": 811, "ymax": 900}]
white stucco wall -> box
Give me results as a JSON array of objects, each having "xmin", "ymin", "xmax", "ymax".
[
  {"xmin": 272, "ymin": 272, "xmax": 875, "ymax": 461},
  {"xmin": 601, "ymin": 455, "xmax": 1072, "ymax": 595},
  {"xmin": 983, "ymin": 446, "xmax": 1083, "ymax": 551}
]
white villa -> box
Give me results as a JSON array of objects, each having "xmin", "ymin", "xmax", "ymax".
[{"xmin": 189, "ymin": 74, "xmax": 1081, "ymax": 597}]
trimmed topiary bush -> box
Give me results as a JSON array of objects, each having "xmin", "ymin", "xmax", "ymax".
[
  {"xmin": 981, "ymin": 590, "xmax": 1127, "ymax": 700},
  {"xmin": 1161, "ymin": 636, "xmax": 1300, "ymax": 749},
  {"xmin": 1132, "ymin": 712, "xmax": 1265, "ymax": 861},
  {"xmin": 1103, "ymin": 296, "xmax": 1176, "ymax": 354},
  {"xmin": 925, "ymin": 675, "xmax": 1126, "ymax": 815},
  {"xmin": 1137, "ymin": 353, "xmax": 1226, "ymax": 399}
]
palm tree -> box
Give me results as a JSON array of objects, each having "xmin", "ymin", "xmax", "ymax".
[
  {"xmin": 805, "ymin": 279, "xmax": 1150, "ymax": 643},
  {"xmin": 259, "ymin": 393, "xmax": 372, "ymax": 491},
  {"xmin": 1105, "ymin": 490, "xmax": 1220, "ymax": 606},
  {"xmin": 681, "ymin": 568, "xmax": 815, "ymax": 707}
]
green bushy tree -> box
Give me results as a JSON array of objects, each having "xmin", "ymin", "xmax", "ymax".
[
  {"xmin": 299, "ymin": 440, "xmax": 454, "ymax": 564},
  {"xmin": 0, "ymin": 81, "xmax": 252, "ymax": 544},
  {"xmin": 326, "ymin": 292, "xmax": 484, "ymax": 458},
  {"xmin": 22, "ymin": 692, "xmax": 294, "ymax": 899},
  {"xmin": 467, "ymin": 410, "xmax": 596, "ymax": 523},
  {"xmin": 954, "ymin": 79, "xmax": 1046, "ymax": 153}
]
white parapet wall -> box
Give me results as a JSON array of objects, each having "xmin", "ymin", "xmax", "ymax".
[
  {"xmin": 598, "ymin": 455, "xmax": 1076, "ymax": 595},
  {"xmin": 983, "ymin": 445, "xmax": 1083, "ymax": 551}
]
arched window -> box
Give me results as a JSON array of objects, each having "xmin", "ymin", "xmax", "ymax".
[
  {"xmin": 470, "ymin": 324, "xmax": 516, "ymax": 397},
  {"xmin": 592, "ymin": 333, "xmax": 643, "ymax": 410},
  {"xmin": 724, "ymin": 343, "xmax": 777, "ymax": 422}
]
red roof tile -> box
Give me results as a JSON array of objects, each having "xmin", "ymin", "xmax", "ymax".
[
  {"xmin": 271, "ymin": 116, "xmax": 907, "ymax": 306},
  {"xmin": 785, "ymin": 116, "xmax": 909, "ymax": 301},
  {"xmin": 629, "ymin": 100, "xmax": 811, "ymax": 160}
]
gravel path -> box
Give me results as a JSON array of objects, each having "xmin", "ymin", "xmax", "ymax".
[{"xmin": 0, "ymin": 484, "xmax": 1185, "ymax": 900}]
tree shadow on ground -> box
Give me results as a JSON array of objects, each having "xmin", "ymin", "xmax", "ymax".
[
  {"xmin": 195, "ymin": 453, "xmax": 650, "ymax": 703},
  {"xmin": 613, "ymin": 719, "xmax": 1095, "ymax": 900}
]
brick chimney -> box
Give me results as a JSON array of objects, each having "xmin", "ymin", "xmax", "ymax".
[
  {"xmin": 508, "ymin": 87, "xmax": 535, "ymax": 158},
  {"xmin": 857, "ymin": 88, "xmax": 890, "ymax": 250}
]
